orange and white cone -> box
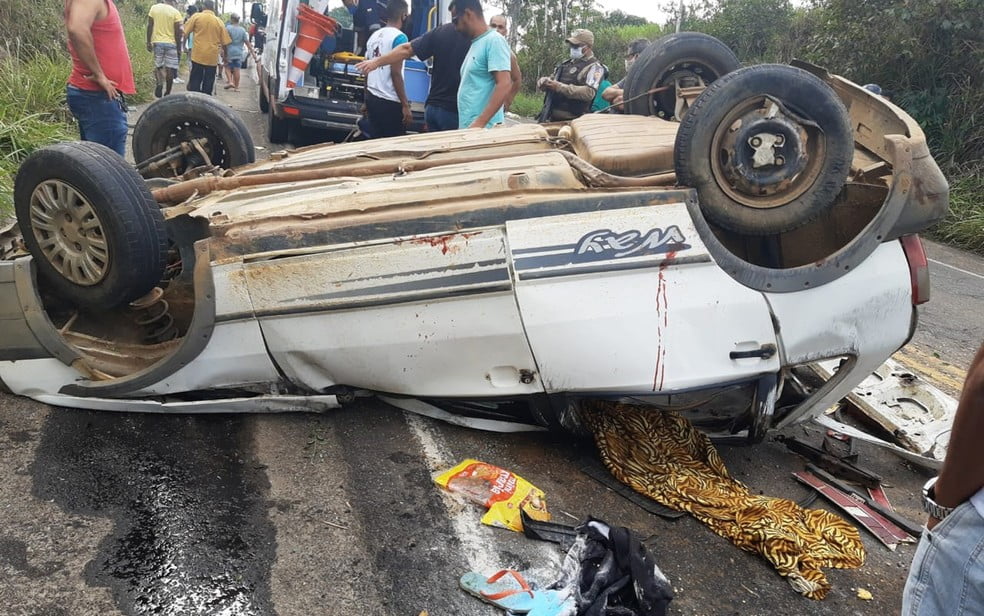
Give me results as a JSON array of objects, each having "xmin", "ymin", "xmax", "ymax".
[{"xmin": 286, "ymin": 4, "xmax": 338, "ymax": 88}]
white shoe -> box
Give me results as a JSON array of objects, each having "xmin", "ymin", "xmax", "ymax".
[{"xmin": 173, "ymin": 77, "xmax": 184, "ymax": 83}]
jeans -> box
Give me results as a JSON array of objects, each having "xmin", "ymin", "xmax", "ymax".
[
  {"xmin": 188, "ymin": 61, "xmax": 217, "ymax": 95},
  {"xmin": 425, "ymin": 105, "xmax": 459, "ymax": 132},
  {"xmin": 903, "ymin": 501, "xmax": 984, "ymax": 615},
  {"xmin": 66, "ymin": 86, "xmax": 128, "ymax": 157}
]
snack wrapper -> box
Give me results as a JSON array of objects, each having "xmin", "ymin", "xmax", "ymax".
[{"xmin": 434, "ymin": 459, "xmax": 550, "ymax": 532}]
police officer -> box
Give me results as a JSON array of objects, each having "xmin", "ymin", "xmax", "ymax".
[{"xmin": 536, "ymin": 29, "xmax": 605, "ymax": 122}]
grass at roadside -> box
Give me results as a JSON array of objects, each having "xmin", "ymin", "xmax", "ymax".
[
  {"xmin": 0, "ymin": 3, "xmax": 153, "ymax": 219},
  {"xmin": 509, "ymin": 91, "xmax": 542, "ymax": 119},
  {"xmin": 930, "ymin": 166, "xmax": 984, "ymax": 255}
]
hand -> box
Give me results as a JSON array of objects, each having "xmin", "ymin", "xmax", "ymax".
[
  {"xmin": 927, "ymin": 516, "xmax": 941, "ymax": 530},
  {"xmin": 613, "ymin": 93, "xmax": 624, "ymax": 110},
  {"xmin": 537, "ymin": 76, "xmax": 549, "ymax": 91},
  {"xmin": 355, "ymin": 59, "xmax": 376, "ymax": 75},
  {"xmin": 85, "ymin": 74, "xmax": 119, "ymax": 99},
  {"xmin": 402, "ymin": 104, "xmax": 413, "ymax": 127},
  {"xmin": 541, "ymin": 79, "xmax": 558, "ymax": 92}
]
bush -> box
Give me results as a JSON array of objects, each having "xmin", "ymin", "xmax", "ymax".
[{"xmin": 509, "ymin": 91, "xmax": 543, "ymax": 119}]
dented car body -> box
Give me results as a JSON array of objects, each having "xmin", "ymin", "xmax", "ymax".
[{"xmin": 0, "ymin": 65, "xmax": 948, "ymax": 438}]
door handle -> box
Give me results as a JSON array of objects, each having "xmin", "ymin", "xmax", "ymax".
[{"xmin": 730, "ymin": 344, "xmax": 777, "ymax": 361}]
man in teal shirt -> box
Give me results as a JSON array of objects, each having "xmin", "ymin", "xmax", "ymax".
[{"xmin": 451, "ymin": 0, "xmax": 511, "ymax": 128}]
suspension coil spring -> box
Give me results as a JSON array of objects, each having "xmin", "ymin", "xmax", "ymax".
[{"xmin": 128, "ymin": 286, "xmax": 179, "ymax": 343}]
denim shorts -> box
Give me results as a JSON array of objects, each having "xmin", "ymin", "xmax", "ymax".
[
  {"xmin": 226, "ymin": 58, "xmax": 243, "ymax": 69},
  {"xmin": 66, "ymin": 86, "xmax": 128, "ymax": 157},
  {"xmin": 903, "ymin": 501, "xmax": 984, "ymax": 615}
]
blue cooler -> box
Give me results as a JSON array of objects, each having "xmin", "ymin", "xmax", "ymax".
[{"xmin": 404, "ymin": 59, "xmax": 430, "ymax": 105}]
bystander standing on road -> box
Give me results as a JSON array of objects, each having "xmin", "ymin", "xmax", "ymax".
[
  {"xmin": 355, "ymin": 22, "xmax": 470, "ymax": 131},
  {"xmin": 601, "ymin": 38, "xmax": 650, "ymax": 111},
  {"xmin": 222, "ymin": 14, "xmax": 252, "ymax": 93},
  {"xmin": 363, "ymin": 0, "xmax": 412, "ymax": 138},
  {"xmin": 146, "ymin": 0, "xmax": 183, "ymax": 98},
  {"xmin": 451, "ymin": 0, "xmax": 511, "ymax": 129},
  {"xmin": 184, "ymin": 0, "xmax": 231, "ymax": 95},
  {"xmin": 536, "ymin": 28, "xmax": 605, "ymax": 122},
  {"xmin": 488, "ymin": 14, "xmax": 521, "ymax": 113},
  {"xmin": 64, "ymin": 0, "xmax": 136, "ymax": 157},
  {"xmin": 903, "ymin": 341, "xmax": 984, "ymax": 615}
]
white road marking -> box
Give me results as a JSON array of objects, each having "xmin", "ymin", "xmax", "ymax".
[
  {"xmin": 929, "ymin": 258, "xmax": 984, "ymax": 281},
  {"xmin": 404, "ymin": 413, "xmax": 501, "ymax": 576}
]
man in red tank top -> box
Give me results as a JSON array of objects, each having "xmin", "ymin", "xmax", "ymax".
[{"xmin": 64, "ymin": 0, "xmax": 136, "ymax": 157}]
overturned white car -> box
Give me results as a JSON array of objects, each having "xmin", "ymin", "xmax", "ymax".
[{"xmin": 0, "ymin": 41, "xmax": 948, "ymax": 440}]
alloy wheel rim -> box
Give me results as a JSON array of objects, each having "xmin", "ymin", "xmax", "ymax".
[{"xmin": 29, "ymin": 179, "xmax": 109, "ymax": 286}]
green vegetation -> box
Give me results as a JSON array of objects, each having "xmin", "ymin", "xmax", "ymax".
[
  {"xmin": 508, "ymin": 91, "xmax": 543, "ymax": 119},
  {"xmin": 0, "ymin": 0, "xmax": 157, "ymax": 217}
]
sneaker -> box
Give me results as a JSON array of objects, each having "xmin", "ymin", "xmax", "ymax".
[
  {"xmin": 154, "ymin": 84, "xmax": 163, "ymax": 98},
  {"xmin": 173, "ymin": 77, "xmax": 184, "ymax": 83}
]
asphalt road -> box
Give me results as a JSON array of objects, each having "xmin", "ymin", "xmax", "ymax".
[{"xmin": 2, "ymin": 69, "xmax": 983, "ymax": 616}]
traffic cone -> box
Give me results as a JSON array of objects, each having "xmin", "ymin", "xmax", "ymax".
[{"xmin": 286, "ymin": 4, "xmax": 338, "ymax": 88}]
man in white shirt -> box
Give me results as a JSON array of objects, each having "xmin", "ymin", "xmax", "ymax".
[{"xmin": 363, "ymin": 0, "xmax": 411, "ymax": 138}]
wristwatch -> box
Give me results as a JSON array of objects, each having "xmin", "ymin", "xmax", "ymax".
[{"xmin": 922, "ymin": 477, "xmax": 956, "ymax": 521}]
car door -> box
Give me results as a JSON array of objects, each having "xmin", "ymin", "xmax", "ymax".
[
  {"xmin": 506, "ymin": 202, "xmax": 780, "ymax": 394},
  {"xmin": 242, "ymin": 228, "xmax": 544, "ymax": 397}
]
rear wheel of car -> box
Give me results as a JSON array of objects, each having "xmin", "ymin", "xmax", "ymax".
[
  {"xmin": 14, "ymin": 142, "xmax": 167, "ymax": 309},
  {"xmin": 258, "ymin": 78, "xmax": 270, "ymax": 113},
  {"xmin": 624, "ymin": 32, "xmax": 740, "ymax": 119},
  {"xmin": 133, "ymin": 92, "xmax": 255, "ymax": 179},
  {"xmin": 674, "ymin": 64, "xmax": 854, "ymax": 236},
  {"xmin": 268, "ymin": 106, "xmax": 291, "ymax": 144}
]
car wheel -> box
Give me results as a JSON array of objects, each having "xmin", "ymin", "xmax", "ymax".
[
  {"xmin": 258, "ymin": 76, "xmax": 270, "ymax": 113},
  {"xmin": 268, "ymin": 106, "xmax": 291, "ymax": 144},
  {"xmin": 674, "ymin": 64, "xmax": 854, "ymax": 236},
  {"xmin": 14, "ymin": 142, "xmax": 167, "ymax": 309},
  {"xmin": 624, "ymin": 32, "xmax": 740, "ymax": 119},
  {"xmin": 132, "ymin": 92, "xmax": 255, "ymax": 179}
]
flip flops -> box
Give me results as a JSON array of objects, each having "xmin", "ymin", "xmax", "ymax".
[{"xmin": 459, "ymin": 569, "xmax": 573, "ymax": 616}]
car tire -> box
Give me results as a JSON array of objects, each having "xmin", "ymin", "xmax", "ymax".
[
  {"xmin": 133, "ymin": 92, "xmax": 255, "ymax": 178},
  {"xmin": 14, "ymin": 142, "xmax": 167, "ymax": 309},
  {"xmin": 268, "ymin": 106, "xmax": 291, "ymax": 144},
  {"xmin": 624, "ymin": 32, "xmax": 740, "ymax": 119},
  {"xmin": 258, "ymin": 76, "xmax": 270, "ymax": 113},
  {"xmin": 674, "ymin": 64, "xmax": 854, "ymax": 236}
]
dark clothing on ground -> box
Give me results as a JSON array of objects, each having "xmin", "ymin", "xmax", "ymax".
[
  {"xmin": 410, "ymin": 22, "xmax": 470, "ymax": 114},
  {"xmin": 366, "ymin": 91, "xmax": 406, "ymax": 138},
  {"xmin": 188, "ymin": 61, "xmax": 217, "ymax": 94}
]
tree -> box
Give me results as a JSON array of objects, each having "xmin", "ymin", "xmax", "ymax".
[{"xmin": 603, "ymin": 9, "xmax": 649, "ymax": 27}]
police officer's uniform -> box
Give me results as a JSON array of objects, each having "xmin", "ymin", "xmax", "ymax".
[{"xmin": 540, "ymin": 29, "xmax": 605, "ymax": 121}]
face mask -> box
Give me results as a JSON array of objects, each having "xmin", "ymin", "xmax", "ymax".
[{"xmin": 570, "ymin": 46, "xmax": 584, "ymax": 60}]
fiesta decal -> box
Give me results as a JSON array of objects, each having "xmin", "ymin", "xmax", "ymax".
[{"xmin": 573, "ymin": 226, "xmax": 690, "ymax": 261}]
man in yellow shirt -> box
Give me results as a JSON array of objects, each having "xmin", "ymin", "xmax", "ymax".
[
  {"xmin": 146, "ymin": 0, "xmax": 183, "ymax": 98},
  {"xmin": 183, "ymin": 0, "xmax": 231, "ymax": 95}
]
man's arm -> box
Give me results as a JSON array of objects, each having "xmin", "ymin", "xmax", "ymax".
[
  {"xmin": 66, "ymin": 0, "xmax": 117, "ymax": 98},
  {"xmin": 469, "ymin": 70, "xmax": 511, "ymax": 128},
  {"xmin": 601, "ymin": 83, "xmax": 622, "ymax": 103},
  {"xmin": 506, "ymin": 52, "xmax": 521, "ymax": 110},
  {"xmin": 930, "ymin": 343, "xmax": 984, "ymax": 528},
  {"xmin": 390, "ymin": 60, "xmax": 413, "ymax": 126},
  {"xmin": 146, "ymin": 17, "xmax": 155, "ymax": 51},
  {"xmin": 355, "ymin": 41, "xmax": 413, "ymax": 74},
  {"xmin": 551, "ymin": 81, "xmax": 595, "ymax": 101},
  {"xmin": 173, "ymin": 21, "xmax": 184, "ymax": 59}
]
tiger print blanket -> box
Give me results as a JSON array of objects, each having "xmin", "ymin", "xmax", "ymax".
[{"xmin": 583, "ymin": 401, "xmax": 865, "ymax": 600}]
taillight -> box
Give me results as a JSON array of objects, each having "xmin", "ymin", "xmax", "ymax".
[
  {"xmin": 900, "ymin": 234, "xmax": 930, "ymax": 305},
  {"xmin": 282, "ymin": 105, "xmax": 301, "ymax": 116}
]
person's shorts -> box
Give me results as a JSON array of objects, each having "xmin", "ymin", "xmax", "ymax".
[
  {"xmin": 226, "ymin": 58, "xmax": 243, "ymax": 70},
  {"xmin": 903, "ymin": 501, "xmax": 984, "ymax": 615},
  {"xmin": 153, "ymin": 43, "xmax": 179, "ymax": 70}
]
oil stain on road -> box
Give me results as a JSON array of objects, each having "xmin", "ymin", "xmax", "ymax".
[{"xmin": 31, "ymin": 411, "xmax": 276, "ymax": 615}]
